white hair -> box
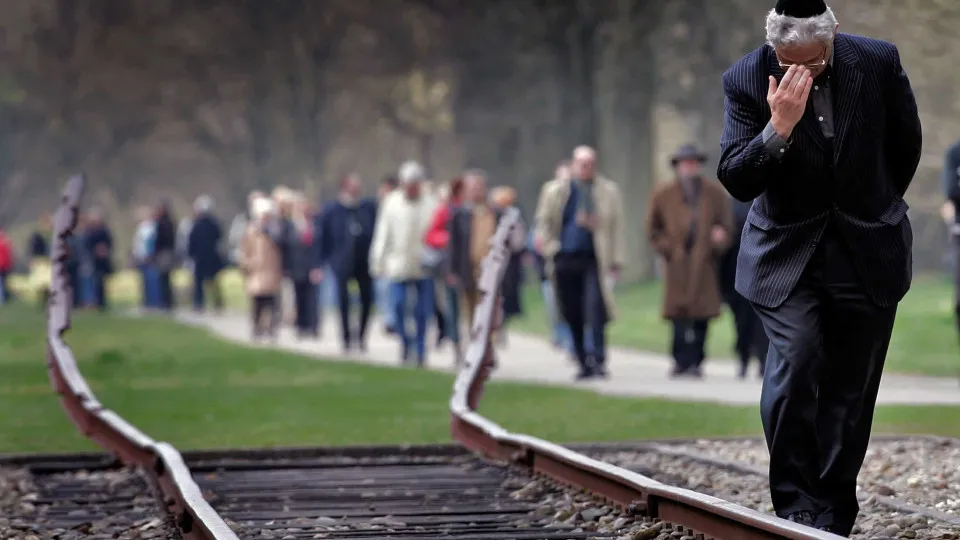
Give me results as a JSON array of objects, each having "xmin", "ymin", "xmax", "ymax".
[
  {"xmin": 194, "ymin": 194, "xmax": 213, "ymax": 213},
  {"xmin": 765, "ymin": 7, "xmax": 837, "ymax": 48},
  {"xmin": 398, "ymin": 160, "xmax": 425, "ymax": 185},
  {"xmin": 572, "ymin": 145, "xmax": 596, "ymax": 161},
  {"xmin": 250, "ymin": 197, "xmax": 274, "ymax": 220}
]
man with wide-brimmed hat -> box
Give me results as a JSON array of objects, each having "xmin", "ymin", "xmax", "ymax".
[
  {"xmin": 646, "ymin": 143, "xmax": 733, "ymax": 379},
  {"xmin": 717, "ymin": 0, "xmax": 922, "ymax": 534}
]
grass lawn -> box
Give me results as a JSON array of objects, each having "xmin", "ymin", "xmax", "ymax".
[
  {"xmin": 7, "ymin": 267, "xmax": 960, "ymax": 376},
  {"xmin": 513, "ymin": 275, "xmax": 960, "ymax": 378},
  {"xmin": 1, "ymin": 305, "xmax": 959, "ymax": 455}
]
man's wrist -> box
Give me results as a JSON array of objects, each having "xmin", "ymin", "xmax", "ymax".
[
  {"xmin": 762, "ymin": 121, "xmax": 791, "ymax": 159},
  {"xmin": 770, "ymin": 117, "xmax": 794, "ymax": 140}
]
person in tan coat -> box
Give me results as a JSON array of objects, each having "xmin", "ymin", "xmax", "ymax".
[
  {"xmin": 240, "ymin": 197, "xmax": 284, "ymax": 342},
  {"xmin": 536, "ymin": 145, "xmax": 626, "ymax": 380},
  {"xmin": 646, "ymin": 143, "xmax": 734, "ymax": 378}
]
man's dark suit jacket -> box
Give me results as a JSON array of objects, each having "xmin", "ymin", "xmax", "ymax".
[
  {"xmin": 318, "ymin": 198, "xmax": 377, "ymax": 279},
  {"xmin": 717, "ymin": 33, "xmax": 922, "ymax": 309}
]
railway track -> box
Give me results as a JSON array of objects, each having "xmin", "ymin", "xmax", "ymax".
[
  {"xmin": 35, "ymin": 174, "xmax": 861, "ymax": 539},
  {"xmin": 0, "ymin": 455, "xmax": 179, "ymax": 539}
]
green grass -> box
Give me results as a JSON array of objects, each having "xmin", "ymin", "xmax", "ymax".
[
  {"xmin": 513, "ymin": 276, "xmax": 960, "ymax": 377},
  {"xmin": 1, "ymin": 305, "xmax": 960, "ymax": 455}
]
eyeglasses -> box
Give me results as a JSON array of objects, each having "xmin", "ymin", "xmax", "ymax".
[
  {"xmin": 776, "ymin": 46, "xmax": 829, "ymax": 70},
  {"xmin": 777, "ymin": 58, "xmax": 827, "ymax": 70}
]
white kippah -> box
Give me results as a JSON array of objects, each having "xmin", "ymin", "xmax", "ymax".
[{"xmin": 398, "ymin": 160, "xmax": 425, "ymax": 184}]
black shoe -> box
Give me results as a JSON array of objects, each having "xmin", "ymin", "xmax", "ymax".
[
  {"xmin": 786, "ymin": 511, "xmax": 816, "ymax": 527},
  {"xmin": 575, "ymin": 367, "xmax": 595, "ymax": 381}
]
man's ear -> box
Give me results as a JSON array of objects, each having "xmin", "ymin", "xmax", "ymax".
[{"xmin": 834, "ymin": 23, "xmax": 840, "ymax": 33}]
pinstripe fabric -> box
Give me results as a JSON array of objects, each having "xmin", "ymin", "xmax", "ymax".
[{"xmin": 717, "ymin": 33, "xmax": 922, "ymax": 308}]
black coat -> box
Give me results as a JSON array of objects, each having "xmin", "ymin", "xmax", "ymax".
[
  {"xmin": 84, "ymin": 226, "xmax": 114, "ymax": 275},
  {"xmin": 318, "ymin": 198, "xmax": 377, "ymax": 279},
  {"xmin": 275, "ymin": 217, "xmax": 320, "ymax": 282},
  {"xmin": 154, "ymin": 213, "xmax": 176, "ymax": 254},
  {"xmin": 187, "ymin": 213, "xmax": 224, "ymax": 279},
  {"xmin": 718, "ymin": 33, "xmax": 922, "ymax": 309}
]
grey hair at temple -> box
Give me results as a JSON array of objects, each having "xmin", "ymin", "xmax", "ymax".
[{"xmin": 765, "ymin": 6, "xmax": 837, "ymax": 48}]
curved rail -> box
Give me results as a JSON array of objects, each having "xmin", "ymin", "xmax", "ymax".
[
  {"xmin": 449, "ymin": 207, "xmax": 843, "ymax": 540},
  {"xmin": 45, "ymin": 175, "xmax": 237, "ymax": 540}
]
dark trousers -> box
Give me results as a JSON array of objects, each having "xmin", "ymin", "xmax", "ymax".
[
  {"xmin": 192, "ymin": 273, "xmax": 223, "ymax": 312},
  {"xmin": 434, "ymin": 299, "xmax": 447, "ymax": 340},
  {"xmin": 337, "ymin": 271, "xmax": 373, "ymax": 347},
  {"xmin": 91, "ymin": 270, "xmax": 107, "ymax": 310},
  {"xmin": 729, "ymin": 291, "xmax": 768, "ymax": 377},
  {"xmin": 553, "ymin": 252, "xmax": 607, "ymax": 372},
  {"xmin": 953, "ymin": 235, "xmax": 960, "ymax": 342},
  {"xmin": 752, "ymin": 228, "xmax": 897, "ymax": 535},
  {"xmin": 293, "ymin": 279, "xmax": 318, "ymax": 334},
  {"xmin": 68, "ymin": 268, "xmax": 81, "ymax": 308},
  {"xmin": 251, "ymin": 295, "xmax": 278, "ymax": 338},
  {"xmin": 670, "ymin": 318, "xmax": 708, "ymax": 373},
  {"xmin": 158, "ymin": 271, "xmax": 174, "ymax": 311}
]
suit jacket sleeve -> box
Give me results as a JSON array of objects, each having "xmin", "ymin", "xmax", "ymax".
[
  {"xmin": 717, "ymin": 71, "xmax": 784, "ymax": 202},
  {"xmin": 885, "ymin": 45, "xmax": 922, "ymax": 197}
]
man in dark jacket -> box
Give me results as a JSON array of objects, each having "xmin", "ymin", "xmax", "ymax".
[
  {"xmin": 153, "ymin": 201, "xmax": 178, "ymax": 311},
  {"xmin": 275, "ymin": 193, "xmax": 322, "ymax": 339},
  {"xmin": 717, "ymin": 1, "xmax": 922, "ymax": 533},
  {"xmin": 83, "ymin": 209, "xmax": 113, "ymax": 311},
  {"xmin": 187, "ymin": 195, "xmax": 225, "ymax": 313},
  {"xmin": 719, "ymin": 196, "xmax": 768, "ymax": 379},
  {"xmin": 319, "ymin": 174, "xmax": 377, "ymax": 352}
]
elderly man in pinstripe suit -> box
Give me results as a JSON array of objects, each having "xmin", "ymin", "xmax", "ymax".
[{"xmin": 717, "ymin": 0, "xmax": 921, "ymax": 535}]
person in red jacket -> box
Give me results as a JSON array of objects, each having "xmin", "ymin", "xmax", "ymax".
[
  {"xmin": 0, "ymin": 228, "xmax": 13, "ymax": 304},
  {"xmin": 425, "ymin": 176, "xmax": 465, "ymax": 364}
]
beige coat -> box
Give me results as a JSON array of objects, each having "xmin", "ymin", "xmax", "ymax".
[
  {"xmin": 535, "ymin": 175, "xmax": 626, "ymax": 319},
  {"xmin": 369, "ymin": 189, "xmax": 438, "ymax": 281},
  {"xmin": 239, "ymin": 224, "xmax": 283, "ymax": 297}
]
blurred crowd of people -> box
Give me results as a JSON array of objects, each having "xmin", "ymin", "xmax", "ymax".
[
  {"xmin": 228, "ymin": 161, "xmax": 529, "ymax": 366},
  {"xmin": 0, "ymin": 142, "xmax": 776, "ymax": 381}
]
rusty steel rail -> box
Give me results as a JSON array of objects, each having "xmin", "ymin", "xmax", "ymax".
[
  {"xmin": 449, "ymin": 207, "xmax": 843, "ymax": 540},
  {"xmin": 45, "ymin": 175, "xmax": 237, "ymax": 540}
]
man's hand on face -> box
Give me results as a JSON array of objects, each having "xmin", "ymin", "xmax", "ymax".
[{"xmin": 768, "ymin": 65, "xmax": 813, "ymax": 140}]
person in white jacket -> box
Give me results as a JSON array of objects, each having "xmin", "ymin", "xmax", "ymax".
[{"xmin": 369, "ymin": 160, "xmax": 438, "ymax": 366}]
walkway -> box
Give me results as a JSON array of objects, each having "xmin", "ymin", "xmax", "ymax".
[{"xmin": 168, "ymin": 311, "xmax": 960, "ymax": 406}]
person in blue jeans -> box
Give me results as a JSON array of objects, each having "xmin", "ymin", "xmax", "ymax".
[
  {"xmin": 369, "ymin": 161, "xmax": 438, "ymax": 366},
  {"xmin": 374, "ymin": 175, "xmax": 400, "ymax": 334}
]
